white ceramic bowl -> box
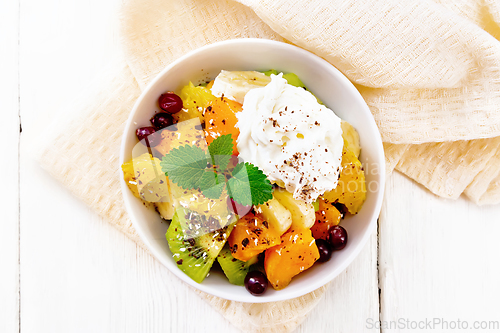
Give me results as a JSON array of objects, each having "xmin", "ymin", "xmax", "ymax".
[{"xmin": 120, "ymin": 39, "xmax": 385, "ymax": 303}]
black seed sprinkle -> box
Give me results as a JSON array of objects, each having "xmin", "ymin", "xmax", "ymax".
[{"xmin": 242, "ymin": 238, "xmax": 250, "ymax": 248}]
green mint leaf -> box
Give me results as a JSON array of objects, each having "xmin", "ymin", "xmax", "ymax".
[
  {"xmin": 208, "ymin": 134, "xmax": 233, "ymax": 171},
  {"xmin": 202, "ymin": 182, "xmax": 226, "ymax": 199},
  {"xmin": 160, "ymin": 145, "xmax": 209, "ymax": 189},
  {"xmin": 199, "ymin": 169, "xmax": 226, "ymax": 199},
  {"xmin": 212, "ymin": 155, "xmax": 232, "ymax": 173},
  {"xmin": 208, "ymin": 134, "xmax": 233, "ymax": 156},
  {"xmin": 227, "ymin": 163, "xmax": 251, "ymax": 206},
  {"xmin": 227, "ymin": 162, "xmax": 273, "ymax": 206}
]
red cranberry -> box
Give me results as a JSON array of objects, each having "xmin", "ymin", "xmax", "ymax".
[
  {"xmin": 315, "ymin": 239, "xmax": 332, "ymax": 262},
  {"xmin": 244, "ymin": 271, "xmax": 268, "ymax": 296},
  {"xmin": 136, "ymin": 126, "xmax": 161, "ymax": 147},
  {"xmin": 327, "ymin": 225, "xmax": 348, "ymax": 251},
  {"xmin": 226, "ymin": 196, "xmax": 252, "ymax": 217},
  {"xmin": 150, "ymin": 112, "xmax": 174, "ymax": 130},
  {"xmin": 158, "ymin": 92, "xmax": 183, "ymax": 114}
]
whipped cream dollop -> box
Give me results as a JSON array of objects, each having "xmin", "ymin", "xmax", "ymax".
[{"xmin": 235, "ymin": 74, "xmax": 343, "ymax": 203}]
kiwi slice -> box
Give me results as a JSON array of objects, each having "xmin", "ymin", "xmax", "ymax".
[
  {"xmin": 217, "ymin": 247, "xmax": 259, "ymax": 286},
  {"xmin": 166, "ymin": 207, "xmax": 235, "ymax": 283},
  {"xmin": 262, "ymin": 70, "xmax": 305, "ymax": 88},
  {"xmin": 262, "ymin": 69, "xmax": 279, "ymax": 76},
  {"xmin": 282, "ymin": 73, "xmax": 306, "ymax": 89}
]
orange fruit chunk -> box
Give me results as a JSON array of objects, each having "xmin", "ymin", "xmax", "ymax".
[
  {"xmin": 204, "ymin": 97, "xmax": 242, "ymax": 155},
  {"xmin": 264, "ymin": 229, "xmax": 320, "ymax": 290},
  {"xmin": 311, "ymin": 197, "xmax": 342, "ymax": 240},
  {"xmin": 228, "ymin": 213, "xmax": 280, "ymax": 262}
]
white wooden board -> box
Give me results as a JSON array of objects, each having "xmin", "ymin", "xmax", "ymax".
[
  {"xmin": 0, "ymin": 1, "xmax": 20, "ymax": 332},
  {"xmin": 379, "ymin": 172, "xmax": 500, "ymax": 333}
]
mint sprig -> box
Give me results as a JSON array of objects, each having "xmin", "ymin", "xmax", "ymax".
[
  {"xmin": 227, "ymin": 162, "xmax": 273, "ymax": 207},
  {"xmin": 160, "ymin": 144, "xmax": 210, "ymax": 189},
  {"xmin": 199, "ymin": 169, "xmax": 226, "ymax": 199},
  {"xmin": 160, "ymin": 134, "xmax": 272, "ymax": 206},
  {"xmin": 207, "ymin": 134, "xmax": 233, "ymax": 172}
]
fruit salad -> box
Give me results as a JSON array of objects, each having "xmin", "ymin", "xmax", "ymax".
[{"xmin": 122, "ymin": 70, "xmax": 366, "ymax": 296}]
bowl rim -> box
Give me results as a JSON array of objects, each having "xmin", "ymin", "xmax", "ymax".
[{"xmin": 119, "ymin": 38, "xmax": 386, "ymax": 303}]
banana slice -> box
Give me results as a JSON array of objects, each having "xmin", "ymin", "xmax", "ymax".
[
  {"xmin": 341, "ymin": 121, "xmax": 361, "ymax": 158},
  {"xmin": 155, "ymin": 199, "xmax": 175, "ymax": 220},
  {"xmin": 255, "ymin": 195, "xmax": 292, "ymax": 235},
  {"xmin": 210, "ymin": 70, "xmax": 271, "ymax": 104},
  {"xmin": 273, "ymin": 189, "xmax": 315, "ymax": 229}
]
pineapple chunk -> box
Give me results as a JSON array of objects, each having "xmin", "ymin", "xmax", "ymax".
[
  {"xmin": 174, "ymin": 82, "xmax": 216, "ymax": 124},
  {"xmin": 122, "ymin": 153, "xmax": 176, "ymax": 219},
  {"xmin": 323, "ymin": 146, "xmax": 366, "ymax": 214},
  {"xmin": 256, "ymin": 196, "xmax": 292, "ymax": 235},
  {"xmin": 210, "ymin": 70, "xmax": 271, "ymax": 104},
  {"xmin": 341, "ymin": 121, "xmax": 361, "ymax": 158},
  {"xmin": 155, "ymin": 198, "xmax": 175, "ymax": 220},
  {"xmin": 273, "ymin": 189, "xmax": 315, "ymax": 229},
  {"xmin": 154, "ymin": 118, "xmax": 207, "ymax": 157},
  {"xmin": 121, "ymin": 153, "xmax": 169, "ymax": 203}
]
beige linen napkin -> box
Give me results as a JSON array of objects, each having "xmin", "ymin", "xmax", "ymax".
[{"xmin": 40, "ymin": 0, "xmax": 500, "ymax": 332}]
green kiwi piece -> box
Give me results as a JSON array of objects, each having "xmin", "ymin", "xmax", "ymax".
[
  {"xmin": 217, "ymin": 247, "xmax": 259, "ymax": 286},
  {"xmin": 282, "ymin": 73, "xmax": 323, "ymax": 104},
  {"xmin": 282, "ymin": 73, "xmax": 306, "ymax": 88},
  {"xmin": 166, "ymin": 207, "xmax": 235, "ymax": 283},
  {"xmin": 312, "ymin": 198, "xmax": 320, "ymax": 212},
  {"xmin": 262, "ymin": 69, "xmax": 279, "ymax": 76},
  {"xmin": 261, "ymin": 70, "xmax": 324, "ymax": 105}
]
